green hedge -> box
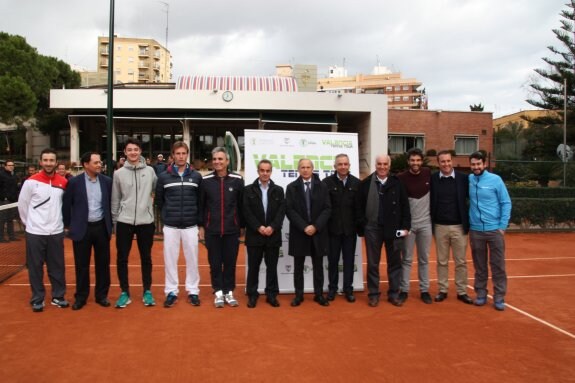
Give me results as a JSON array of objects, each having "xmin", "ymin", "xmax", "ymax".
[
  {"xmin": 510, "ymin": 198, "xmax": 575, "ymax": 229},
  {"xmin": 508, "ymin": 187, "xmax": 575, "ymax": 198}
]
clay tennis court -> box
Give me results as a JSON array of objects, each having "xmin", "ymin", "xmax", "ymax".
[{"xmin": 1, "ymin": 232, "xmax": 574, "ymax": 382}]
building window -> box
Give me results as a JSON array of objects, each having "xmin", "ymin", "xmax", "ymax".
[
  {"xmin": 128, "ymin": 57, "xmax": 134, "ymax": 63},
  {"xmin": 128, "ymin": 46, "xmax": 134, "ymax": 51},
  {"xmin": 402, "ymin": 85, "xmax": 409, "ymax": 91},
  {"xmin": 395, "ymin": 86, "xmax": 401, "ymax": 91},
  {"xmin": 402, "ymin": 96, "xmax": 410, "ymax": 101},
  {"xmin": 386, "ymin": 86, "xmax": 393, "ymax": 92},
  {"xmin": 57, "ymin": 131, "xmax": 70, "ymax": 149},
  {"xmin": 454, "ymin": 136, "xmax": 478, "ymax": 155},
  {"xmin": 394, "ymin": 96, "xmax": 401, "ymax": 102},
  {"xmin": 389, "ymin": 135, "xmax": 424, "ymax": 154}
]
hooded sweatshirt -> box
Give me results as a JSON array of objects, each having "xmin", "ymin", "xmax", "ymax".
[
  {"xmin": 111, "ymin": 156, "xmax": 157, "ymax": 225},
  {"xmin": 468, "ymin": 170, "xmax": 511, "ymax": 231}
]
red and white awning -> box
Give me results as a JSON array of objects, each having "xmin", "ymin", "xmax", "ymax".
[{"xmin": 176, "ymin": 75, "xmax": 298, "ymax": 92}]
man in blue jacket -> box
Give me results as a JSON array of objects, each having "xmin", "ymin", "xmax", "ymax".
[
  {"xmin": 155, "ymin": 141, "xmax": 202, "ymax": 308},
  {"xmin": 468, "ymin": 151, "xmax": 511, "ymax": 311},
  {"xmin": 63, "ymin": 152, "xmax": 113, "ymax": 310}
]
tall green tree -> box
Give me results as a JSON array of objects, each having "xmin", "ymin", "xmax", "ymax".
[
  {"xmin": 527, "ymin": 1, "xmax": 575, "ymax": 146},
  {"xmin": 0, "ymin": 32, "xmax": 80, "ymax": 135}
]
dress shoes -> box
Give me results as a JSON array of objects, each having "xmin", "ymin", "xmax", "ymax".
[
  {"xmin": 327, "ymin": 290, "xmax": 336, "ymax": 301},
  {"xmin": 291, "ymin": 295, "xmax": 304, "ymax": 307},
  {"xmin": 457, "ymin": 294, "xmax": 474, "ymax": 304},
  {"xmin": 247, "ymin": 295, "xmax": 258, "ymax": 308},
  {"xmin": 368, "ymin": 296, "xmax": 379, "ymax": 307},
  {"xmin": 95, "ymin": 298, "xmax": 111, "ymax": 307},
  {"xmin": 345, "ymin": 293, "xmax": 356, "ymax": 303},
  {"xmin": 266, "ymin": 296, "xmax": 280, "ymax": 307},
  {"xmin": 387, "ymin": 297, "xmax": 403, "ymax": 307},
  {"xmin": 398, "ymin": 291, "xmax": 408, "ymax": 305},
  {"xmin": 421, "ymin": 292, "xmax": 433, "ymax": 305},
  {"xmin": 434, "ymin": 292, "xmax": 448, "ymax": 302},
  {"xmin": 72, "ymin": 301, "xmax": 86, "ymax": 311},
  {"xmin": 314, "ymin": 295, "xmax": 330, "ymax": 306}
]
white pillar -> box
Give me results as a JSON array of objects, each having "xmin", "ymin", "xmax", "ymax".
[
  {"xmin": 69, "ymin": 117, "xmax": 80, "ymax": 164},
  {"xmin": 183, "ymin": 119, "xmax": 191, "ymax": 163}
]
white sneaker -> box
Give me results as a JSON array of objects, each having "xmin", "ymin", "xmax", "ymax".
[
  {"xmin": 214, "ymin": 291, "xmax": 225, "ymax": 308},
  {"xmin": 224, "ymin": 292, "xmax": 239, "ymax": 307}
]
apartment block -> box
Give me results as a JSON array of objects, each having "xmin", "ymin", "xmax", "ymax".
[{"xmin": 97, "ymin": 36, "xmax": 172, "ymax": 84}]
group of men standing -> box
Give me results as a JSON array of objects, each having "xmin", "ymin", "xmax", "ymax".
[{"xmin": 16, "ymin": 141, "xmax": 511, "ymax": 313}]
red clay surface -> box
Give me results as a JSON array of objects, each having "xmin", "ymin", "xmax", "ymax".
[{"xmin": 1, "ymin": 232, "xmax": 574, "ymax": 383}]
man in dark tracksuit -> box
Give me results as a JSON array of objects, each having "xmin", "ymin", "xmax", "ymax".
[
  {"xmin": 243, "ymin": 159, "xmax": 286, "ymax": 308},
  {"xmin": 199, "ymin": 147, "xmax": 244, "ymax": 308},
  {"xmin": 321, "ymin": 154, "xmax": 360, "ymax": 303}
]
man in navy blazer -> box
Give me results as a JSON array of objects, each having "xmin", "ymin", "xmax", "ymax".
[
  {"xmin": 63, "ymin": 152, "xmax": 113, "ymax": 310},
  {"xmin": 429, "ymin": 150, "xmax": 473, "ymax": 305}
]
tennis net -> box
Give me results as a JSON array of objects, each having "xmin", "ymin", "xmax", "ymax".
[{"xmin": 0, "ymin": 202, "xmax": 26, "ymax": 283}]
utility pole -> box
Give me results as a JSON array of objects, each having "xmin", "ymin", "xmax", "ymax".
[
  {"xmin": 160, "ymin": 1, "xmax": 169, "ymax": 48},
  {"xmin": 106, "ymin": 0, "xmax": 115, "ymax": 176}
]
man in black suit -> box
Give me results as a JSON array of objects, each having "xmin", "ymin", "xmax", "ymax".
[
  {"xmin": 286, "ymin": 158, "xmax": 331, "ymax": 307},
  {"xmin": 322, "ymin": 154, "xmax": 360, "ymax": 303},
  {"xmin": 430, "ymin": 150, "xmax": 473, "ymax": 304},
  {"xmin": 243, "ymin": 159, "xmax": 286, "ymax": 308},
  {"xmin": 358, "ymin": 154, "xmax": 411, "ymax": 307},
  {"xmin": 63, "ymin": 152, "xmax": 113, "ymax": 310}
]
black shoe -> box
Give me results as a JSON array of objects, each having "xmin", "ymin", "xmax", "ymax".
[
  {"xmin": 398, "ymin": 291, "xmax": 408, "ymax": 304},
  {"xmin": 187, "ymin": 294, "xmax": 201, "ymax": 306},
  {"xmin": 72, "ymin": 301, "xmax": 86, "ymax": 310},
  {"xmin": 387, "ymin": 297, "xmax": 403, "ymax": 307},
  {"xmin": 421, "ymin": 292, "xmax": 433, "ymax": 304},
  {"xmin": 291, "ymin": 295, "xmax": 304, "ymax": 307},
  {"xmin": 345, "ymin": 292, "xmax": 356, "ymax": 303},
  {"xmin": 163, "ymin": 293, "xmax": 178, "ymax": 308},
  {"xmin": 314, "ymin": 295, "xmax": 330, "ymax": 306},
  {"xmin": 247, "ymin": 295, "xmax": 258, "ymax": 308},
  {"xmin": 327, "ymin": 290, "xmax": 336, "ymax": 301},
  {"xmin": 434, "ymin": 292, "xmax": 448, "ymax": 302},
  {"xmin": 457, "ymin": 294, "xmax": 474, "ymax": 304},
  {"xmin": 368, "ymin": 296, "xmax": 379, "ymax": 307},
  {"xmin": 266, "ymin": 296, "xmax": 280, "ymax": 307},
  {"xmin": 95, "ymin": 298, "xmax": 111, "ymax": 307}
]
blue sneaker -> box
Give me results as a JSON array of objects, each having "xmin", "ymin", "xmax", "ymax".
[
  {"xmin": 474, "ymin": 296, "xmax": 487, "ymax": 306},
  {"xmin": 32, "ymin": 302, "xmax": 45, "ymax": 312},
  {"xmin": 115, "ymin": 292, "xmax": 132, "ymax": 308},
  {"xmin": 164, "ymin": 292, "xmax": 177, "ymax": 308},
  {"xmin": 494, "ymin": 300, "xmax": 505, "ymax": 311}
]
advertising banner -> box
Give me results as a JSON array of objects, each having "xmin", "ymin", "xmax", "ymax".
[{"xmin": 244, "ymin": 129, "xmax": 364, "ymax": 293}]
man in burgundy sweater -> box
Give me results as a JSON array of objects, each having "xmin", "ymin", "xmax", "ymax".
[{"xmin": 397, "ymin": 148, "xmax": 433, "ymax": 305}]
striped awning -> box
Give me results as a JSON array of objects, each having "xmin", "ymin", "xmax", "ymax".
[{"xmin": 176, "ymin": 75, "xmax": 298, "ymax": 92}]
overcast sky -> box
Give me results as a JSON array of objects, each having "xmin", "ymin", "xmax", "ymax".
[{"xmin": 1, "ymin": 0, "xmax": 565, "ymax": 117}]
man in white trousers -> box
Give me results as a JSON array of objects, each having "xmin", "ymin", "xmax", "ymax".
[{"xmin": 155, "ymin": 141, "xmax": 203, "ymax": 307}]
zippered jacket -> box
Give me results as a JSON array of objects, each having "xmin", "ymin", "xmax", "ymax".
[
  {"xmin": 18, "ymin": 171, "xmax": 67, "ymax": 235},
  {"xmin": 111, "ymin": 156, "xmax": 157, "ymax": 225},
  {"xmin": 199, "ymin": 171, "xmax": 244, "ymax": 235},
  {"xmin": 155, "ymin": 163, "xmax": 202, "ymax": 228},
  {"xmin": 468, "ymin": 170, "xmax": 511, "ymax": 231}
]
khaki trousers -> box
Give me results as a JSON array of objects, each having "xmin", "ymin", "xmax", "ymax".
[{"xmin": 434, "ymin": 224, "xmax": 468, "ymax": 295}]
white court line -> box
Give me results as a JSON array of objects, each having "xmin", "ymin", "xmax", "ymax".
[{"xmin": 465, "ymin": 285, "xmax": 575, "ymax": 341}]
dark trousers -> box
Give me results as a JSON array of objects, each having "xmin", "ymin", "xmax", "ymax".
[
  {"xmin": 328, "ymin": 233, "xmax": 356, "ymax": 294},
  {"xmin": 469, "ymin": 230, "xmax": 507, "ymax": 301},
  {"xmin": 72, "ymin": 220, "xmax": 111, "ymax": 303},
  {"xmin": 293, "ymin": 246, "xmax": 324, "ymax": 296},
  {"xmin": 364, "ymin": 225, "xmax": 402, "ymax": 299},
  {"xmin": 25, "ymin": 232, "xmax": 66, "ymax": 305},
  {"xmin": 246, "ymin": 245, "xmax": 279, "ymax": 298},
  {"xmin": 205, "ymin": 233, "xmax": 239, "ymax": 294},
  {"xmin": 115, "ymin": 222, "xmax": 155, "ymax": 294},
  {"xmin": 0, "ymin": 202, "xmax": 15, "ymax": 240}
]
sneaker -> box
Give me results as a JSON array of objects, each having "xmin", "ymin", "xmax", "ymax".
[
  {"xmin": 494, "ymin": 300, "xmax": 505, "ymax": 311},
  {"xmin": 32, "ymin": 302, "xmax": 45, "ymax": 312},
  {"xmin": 50, "ymin": 297, "xmax": 70, "ymax": 308},
  {"xmin": 214, "ymin": 294, "xmax": 225, "ymax": 308},
  {"xmin": 163, "ymin": 292, "xmax": 177, "ymax": 308},
  {"xmin": 225, "ymin": 292, "xmax": 239, "ymax": 307},
  {"xmin": 474, "ymin": 296, "xmax": 487, "ymax": 306},
  {"xmin": 187, "ymin": 294, "xmax": 201, "ymax": 306},
  {"xmin": 420, "ymin": 292, "xmax": 433, "ymax": 304},
  {"xmin": 143, "ymin": 290, "xmax": 156, "ymax": 306},
  {"xmin": 115, "ymin": 292, "xmax": 132, "ymax": 308},
  {"xmin": 398, "ymin": 291, "xmax": 408, "ymax": 304}
]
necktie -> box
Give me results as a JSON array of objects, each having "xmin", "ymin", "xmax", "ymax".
[{"xmin": 304, "ymin": 181, "xmax": 311, "ymax": 221}]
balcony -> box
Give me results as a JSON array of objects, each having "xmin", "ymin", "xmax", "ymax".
[
  {"xmin": 138, "ymin": 49, "xmax": 149, "ymax": 57},
  {"xmin": 138, "ymin": 61, "xmax": 149, "ymax": 69},
  {"xmin": 100, "ymin": 47, "xmax": 109, "ymax": 55},
  {"xmin": 100, "ymin": 60, "xmax": 108, "ymax": 67}
]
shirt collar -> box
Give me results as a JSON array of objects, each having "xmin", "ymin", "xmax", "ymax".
[{"xmin": 439, "ymin": 169, "xmax": 455, "ymax": 178}]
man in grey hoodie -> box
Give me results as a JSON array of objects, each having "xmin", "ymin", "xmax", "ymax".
[{"xmin": 111, "ymin": 138, "xmax": 157, "ymax": 308}]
